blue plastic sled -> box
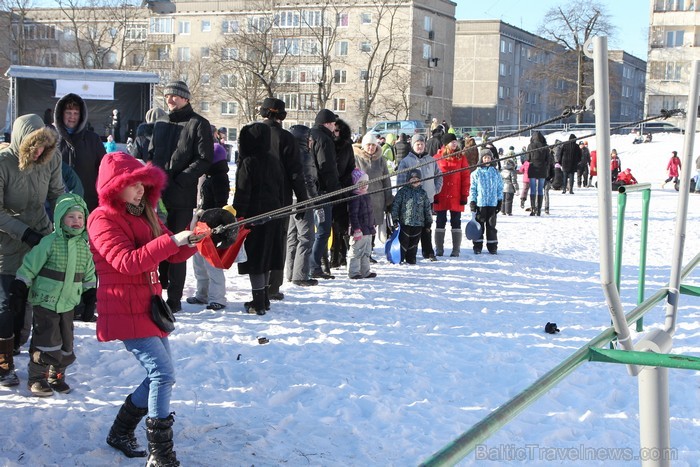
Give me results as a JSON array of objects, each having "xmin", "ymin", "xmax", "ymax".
[
  {"xmin": 385, "ymin": 224, "xmax": 402, "ymax": 264},
  {"xmin": 465, "ymin": 213, "xmax": 482, "ymax": 241}
]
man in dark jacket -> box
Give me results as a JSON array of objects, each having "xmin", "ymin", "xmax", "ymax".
[
  {"xmin": 577, "ymin": 141, "xmax": 591, "ymax": 188},
  {"xmin": 330, "ymin": 119, "xmax": 356, "ymax": 269},
  {"xmin": 149, "ymin": 80, "xmax": 213, "ymax": 311},
  {"xmin": 309, "ymin": 109, "xmax": 341, "ymax": 279},
  {"xmin": 260, "ymin": 98, "xmax": 309, "ymax": 301},
  {"xmin": 394, "ymin": 133, "xmax": 411, "ymax": 165},
  {"xmin": 54, "ymin": 93, "xmax": 106, "ymax": 212},
  {"xmin": 559, "ymin": 134, "xmax": 582, "ymax": 195}
]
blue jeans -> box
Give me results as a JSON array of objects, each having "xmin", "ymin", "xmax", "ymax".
[
  {"xmin": 310, "ymin": 205, "xmax": 332, "ymax": 274},
  {"xmin": 123, "ymin": 336, "xmax": 176, "ymax": 419},
  {"xmin": 529, "ymin": 178, "xmax": 546, "ymax": 196}
]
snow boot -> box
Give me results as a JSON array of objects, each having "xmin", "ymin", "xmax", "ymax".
[
  {"xmin": 529, "ymin": 195, "xmax": 536, "ymax": 216},
  {"xmin": 536, "ymin": 196, "xmax": 543, "ymax": 217},
  {"xmin": 48, "ymin": 365, "xmax": 71, "ymax": 394},
  {"xmin": 450, "ymin": 229, "xmax": 462, "ymax": 257},
  {"xmin": 145, "ymin": 415, "xmax": 180, "ymax": 467},
  {"xmin": 0, "ymin": 336, "xmax": 19, "ymax": 387},
  {"xmin": 244, "ymin": 289, "xmax": 266, "ymax": 315},
  {"xmin": 107, "ymin": 394, "xmax": 148, "ymax": 458},
  {"xmin": 27, "ymin": 360, "xmax": 52, "ymax": 397},
  {"xmin": 520, "ymin": 197, "xmax": 525, "ymax": 209},
  {"xmin": 434, "ymin": 228, "xmax": 445, "ymax": 256}
]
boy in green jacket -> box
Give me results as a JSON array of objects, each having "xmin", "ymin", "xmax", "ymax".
[{"xmin": 10, "ymin": 193, "xmax": 96, "ymax": 397}]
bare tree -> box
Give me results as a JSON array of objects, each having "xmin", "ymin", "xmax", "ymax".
[
  {"xmin": 57, "ymin": 0, "xmax": 145, "ymax": 69},
  {"xmin": 538, "ymin": 0, "xmax": 614, "ymax": 122},
  {"xmin": 356, "ymin": 0, "xmax": 409, "ymax": 133}
]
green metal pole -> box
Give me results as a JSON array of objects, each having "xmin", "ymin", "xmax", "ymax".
[
  {"xmin": 588, "ymin": 347, "xmax": 700, "ymax": 370},
  {"xmin": 636, "ymin": 188, "xmax": 651, "ymax": 331},
  {"xmin": 614, "ymin": 191, "xmax": 626, "ymax": 291}
]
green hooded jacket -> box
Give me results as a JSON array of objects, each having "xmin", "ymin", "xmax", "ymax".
[{"xmin": 15, "ymin": 193, "xmax": 96, "ymax": 313}]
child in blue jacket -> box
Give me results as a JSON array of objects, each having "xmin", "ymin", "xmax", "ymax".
[{"xmin": 469, "ymin": 150, "xmax": 504, "ymax": 254}]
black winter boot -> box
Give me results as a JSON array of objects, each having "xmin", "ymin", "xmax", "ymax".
[
  {"xmin": 27, "ymin": 360, "xmax": 52, "ymax": 397},
  {"xmin": 0, "ymin": 336, "xmax": 19, "ymax": 387},
  {"xmin": 536, "ymin": 196, "xmax": 543, "ymax": 216},
  {"xmin": 107, "ymin": 394, "xmax": 148, "ymax": 458},
  {"xmin": 48, "ymin": 365, "xmax": 70, "ymax": 393},
  {"xmin": 244, "ymin": 289, "xmax": 267, "ymax": 315},
  {"xmin": 529, "ymin": 195, "xmax": 536, "ymax": 216},
  {"xmin": 146, "ymin": 415, "xmax": 180, "ymax": 467}
]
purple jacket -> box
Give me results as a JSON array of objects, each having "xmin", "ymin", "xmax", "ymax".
[{"xmin": 348, "ymin": 194, "xmax": 376, "ymax": 235}]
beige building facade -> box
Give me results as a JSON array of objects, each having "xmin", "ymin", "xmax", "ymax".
[{"xmin": 1, "ymin": 0, "xmax": 456, "ymax": 139}]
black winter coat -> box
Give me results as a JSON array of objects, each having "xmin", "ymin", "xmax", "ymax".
[
  {"xmin": 201, "ymin": 160, "xmax": 230, "ymax": 210},
  {"xmin": 310, "ymin": 125, "xmax": 341, "ymax": 194},
  {"xmin": 560, "ymin": 135, "xmax": 582, "ymax": 173},
  {"xmin": 131, "ymin": 123, "xmax": 154, "ymax": 161},
  {"xmin": 262, "ymin": 118, "xmax": 308, "ymax": 207},
  {"xmin": 527, "ymin": 131, "xmax": 550, "ymax": 179},
  {"xmin": 233, "ymin": 123, "xmax": 285, "ymax": 275},
  {"xmin": 54, "ymin": 93, "xmax": 106, "ymax": 211},
  {"xmin": 395, "ymin": 141, "xmax": 411, "ymax": 164},
  {"xmin": 149, "ymin": 103, "xmax": 213, "ymax": 210}
]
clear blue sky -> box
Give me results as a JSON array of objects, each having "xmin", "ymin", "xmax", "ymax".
[{"xmin": 456, "ymin": 0, "xmax": 650, "ymax": 60}]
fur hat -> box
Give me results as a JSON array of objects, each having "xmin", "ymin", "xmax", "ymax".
[
  {"xmin": 96, "ymin": 151, "xmax": 167, "ymax": 212},
  {"xmin": 351, "ymin": 168, "xmax": 369, "ymax": 185},
  {"xmin": 163, "ymin": 80, "xmax": 191, "ymax": 100},
  {"xmin": 314, "ymin": 109, "xmax": 337, "ymax": 126},
  {"xmin": 260, "ymin": 98, "xmax": 287, "ymax": 121},
  {"xmin": 442, "ymin": 133, "xmax": 457, "ymax": 146},
  {"xmin": 362, "ymin": 133, "xmax": 379, "ymax": 146}
]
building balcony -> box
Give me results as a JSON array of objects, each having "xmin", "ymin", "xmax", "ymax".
[{"xmin": 147, "ymin": 33, "xmax": 175, "ymax": 44}]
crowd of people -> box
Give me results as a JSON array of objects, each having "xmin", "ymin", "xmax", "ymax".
[{"xmin": 2, "ymin": 82, "xmax": 699, "ymax": 467}]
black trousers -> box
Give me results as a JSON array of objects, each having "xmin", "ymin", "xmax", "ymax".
[
  {"xmin": 399, "ymin": 225, "xmax": 423, "ymax": 264},
  {"xmin": 159, "ymin": 207, "xmax": 194, "ymax": 304}
]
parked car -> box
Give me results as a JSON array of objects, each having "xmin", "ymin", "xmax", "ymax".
[
  {"xmin": 630, "ymin": 122, "xmax": 683, "ymax": 134},
  {"xmin": 369, "ymin": 120, "xmax": 427, "ymax": 137}
]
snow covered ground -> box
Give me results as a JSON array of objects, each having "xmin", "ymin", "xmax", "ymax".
[{"xmin": 1, "ymin": 132, "xmax": 699, "ymax": 466}]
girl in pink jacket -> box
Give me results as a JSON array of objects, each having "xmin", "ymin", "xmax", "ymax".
[{"xmin": 663, "ymin": 151, "xmax": 682, "ymax": 189}]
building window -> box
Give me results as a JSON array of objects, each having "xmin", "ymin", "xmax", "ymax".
[
  {"xmin": 177, "ymin": 47, "xmax": 190, "ymax": 61},
  {"xmin": 220, "ymin": 74, "xmax": 237, "ymax": 88},
  {"xmin": 334, "ymin": 69, "xmax": 347, "ymax": 83},
  {"xmin": 360, "ymin": 70, "xmax": 369, "ymax": 81},
  {"xmin": 499, "ymin": 63, "xmax": 506, "ymax": 76},
  {"xmin": 336, "ymin": 41, "xmax": 348, "ymax": 56},
  {"xmin": 420, "ymin": 101, "xmax": 429, "ymax": 116},
  {"xmin": 156, "ymin": 46, "xmax": 170, "ymax": 61},
  {"xmin": 333, "ymin": 98, "xmax": 346, "ymax": 112},
  {"xmin": 337, "ymin": 13, "xmax": 349, "ymax": 27},
  {"xmin": 222, "ymin": 48, "xmax": 238, "ymax": 60},
  {"xmin": 277, "ymin": 67, "xmax": 298, "ymax": 83},
  {"xmin": 360, "ymin": 41, "xmax": 372, "ymax": 53},
  {"xmin": 150, "ymin": 18, "xmax": 173, "ymax": 34},
  {"xmin": 360, "ymin": 13, "xmax": 372, "ymax": 24},
  {"xmin": 130, "ymin": 52, "xmax": 145, "ymax": 66},
  {"xmin": 303, "ymin": 10, "xmax": 323, "ymax": 27},
  {"xmin": 301, "ymin": 38, "xmax": 320, "ymax": 55},
  {"xmin": 248, "ymin": 16, "xmax": 269, "ymax": 33},
  {"xmin": 125, "ymin": 26, "xmax": 146, "ymax": 41},
  {"xmin": 424, "ymin": 16, "xmax": 432, "ymax": 32},
  {"xmin": 666, "ymin": 30, "xmax": 684, "ymax": 47},
  {"xmin": 358, "ymin": 98, "xmax": 366, "ymax": 111},
  {"xmin": 201, "ymin": 47, "xmax": 210, "ymax": 59},
  {"xmin": 201, "ymin": 20, "xmax": 211, "ymax": 32},
  {"xmin": 275, "ymin": 11, "xmax": 300, "ymax": 28},
  {"xmin": 498, "ymin": 86, "xmax": 504, "ymax": 99},
  {"xmin": 273, "ymin": 38, "xmax": 300, "ymax": 55},
  {"xmin": 221, "ymin": 102, "xmax": 238, "ymax": 115},
  {"xmin": 299, "ymin": 93, "xmax": 318, "ymax": 111},
  {"xmin": 200, "ymin": 102, "xmax": 210, "ymax": 112},
  {"xmin": 178, "ymin": 21, "xmax": 190, "ymax": 35},
  {"xmin": 299, "ymin": 66, "xmax": 322, "ymax": 83},
  {"xmin": 202, "ymin": 74, "xmax": 210, "ymax": 85},
  {"xmin": 222, "ymin": 20, "xmax": 239, "ymax": 34},
  {"xmin": 500, "ymin": 39, "xmax": 506, "ymax": 53},
  {"xmin": 423, "ymin": 44, "xmax": 431, "ymax": 59}
]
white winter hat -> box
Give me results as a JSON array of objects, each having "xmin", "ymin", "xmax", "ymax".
[{"xmin": 362, "ymin": 133, "xmax": 379, "ymax": 146}]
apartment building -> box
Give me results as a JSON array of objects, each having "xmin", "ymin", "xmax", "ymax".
[
  {"xmin": 646, "ymin": 0, "xmax": 700, "ymax": 125},
  {"xmin": 0, "ymin": 0, "xmax": 456, "ymax": 138},
  {"xmin": 453, "ymin": 20, "xmax": 647, "ymax": 131}
]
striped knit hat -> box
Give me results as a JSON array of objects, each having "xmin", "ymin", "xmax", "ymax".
[{"xmin": 163, "ymin": 80, "xmax": 191, "ymax": 100}]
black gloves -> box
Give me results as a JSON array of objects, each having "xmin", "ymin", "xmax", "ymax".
[
  {"xmin": 393, "ymin": 221, "xmax": 399, "ymax": 230},
  {"xmin": 469, "ymin": 201, "xmax": 477, "ymax": 212},
  {"xmin": 81, "ymin": 288, "xmax": 97, "ymax": 322},
  {"xmin": 460, "ymin": 195, "xmax": 468, "ymax": 205},
  {"xmin": 385, "ymin": 204, "xmax": 393, "ymax": 214},
  {"xmin": 8, "ymin": 279, "xmax": 28, "ymax": 319},
  {"xmin": 21, "ymin": 228, "xmax": 43, "ymax": 247},
  {"xmin": 294, "ymin": 209, "xmax": 305, "ymax": 220},
  {"xmin": 496, "ymin": 201, "xmax": 502, "ymax": 213}
]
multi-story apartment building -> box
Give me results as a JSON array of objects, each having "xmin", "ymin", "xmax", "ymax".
[
  {"xmin": 0, "ymin": 0, "xmax": 456, "ymax": 139},
  {"xmin": 453, "ymin": 20, "xmax": 647, "ymax": 131},
  {"xmin": 646, "ymin": 0, "xmax": 700, "ymax": 126}
]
